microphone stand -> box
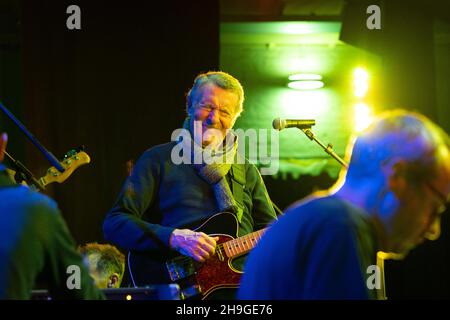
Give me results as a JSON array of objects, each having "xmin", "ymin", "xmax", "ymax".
[
  {"xmin": 0, "ymin": 101, "xmax": 65, "ymax": 173},
  {"xmin": 3, "ymin": 150, "xmax": 45, "ymax": 191},
  {"xmin": 300, "ymin": 128, "xmax": 348, "ymax": 168}
]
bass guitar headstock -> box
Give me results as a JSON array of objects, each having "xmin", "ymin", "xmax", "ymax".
[{"xmin": 39, "ymin": 148, "xmax": 91, "ymax": 187}]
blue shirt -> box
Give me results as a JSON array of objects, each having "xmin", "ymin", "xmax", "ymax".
[
  {"xmin": 0, "ymin": 165, "xmax": 104, "ymax": 299},
  {"xmin": 238, "ymin": 195, "xmax": 378, "ymax": 300}
]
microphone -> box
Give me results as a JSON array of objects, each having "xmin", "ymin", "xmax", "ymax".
[{"xmin": 272, "ymin": 118, "xmax": 316, "ymax": 131}]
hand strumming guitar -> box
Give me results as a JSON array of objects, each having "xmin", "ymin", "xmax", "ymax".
[{"xmin": 169, "ymin": 229, "xmax": 219, "ymax": 262}]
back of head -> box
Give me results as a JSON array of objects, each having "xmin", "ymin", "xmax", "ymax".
[
  {"xmin": 345, "ymin": 109, "xmax": 450, "ymax": 185},
  {"xmin": 186, "ymin": 71, "xmax": 245, "ymax": 116},
  {"xmin": 78, "ymin": 242, "xmax": 125, "ymax": 288}
]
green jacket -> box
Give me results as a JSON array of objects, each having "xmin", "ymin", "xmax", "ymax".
[
  {"xmin": 0, "ymin": 165, "xmax": 104, "ymax": 299},
  {"xmin": 103, "ymin": 141, "xmax": 277, "ymax": 252}
]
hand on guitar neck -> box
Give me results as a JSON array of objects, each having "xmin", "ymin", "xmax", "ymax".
[{"xmin": 169, "ymin": 229, "xmax": 219, "ymax": 262}]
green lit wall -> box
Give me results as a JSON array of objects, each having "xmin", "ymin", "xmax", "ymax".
[
  {"xmin": 435, "ymin": 19, "xmax": 450, "ymax": 135},
  {"xmin": 220, "ymin": 21, "xmax": 381, "ymax": 179}
]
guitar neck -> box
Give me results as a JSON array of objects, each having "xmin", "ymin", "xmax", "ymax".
[{"xmin": 222, "ymin": 228, "xmax": 266, "ymax": 258}]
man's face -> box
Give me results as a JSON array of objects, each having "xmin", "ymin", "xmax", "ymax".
[
  {"xmin": 390, "ymin": 166, "xmax": 450, "ymax": 257},
  {"xmin": 188, "ymin": 83, "xmax": 239, "ymax": 148},
  {"xmin": 84, "ymin": 254, "xmax": 109, "ymax": 289}
]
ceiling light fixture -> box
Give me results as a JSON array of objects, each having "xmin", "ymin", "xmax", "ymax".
[
  {"xmin": 287, "ymin": 80, "xmax": 324, "ymax": 90},
  {"xmin": 288, "ymin": 73, "xmax": 322, "ymax": 81}
]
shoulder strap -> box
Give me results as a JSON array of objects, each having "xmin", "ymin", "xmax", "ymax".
[{"xmin": 230, "ymin": 156, "xmax": 246, "ymax": 223}]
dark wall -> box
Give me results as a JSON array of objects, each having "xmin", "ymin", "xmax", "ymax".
[
  {"xmin": 21, "ymin": 0, "xmax": 219, "ymax": 243},
  {"xmin": 340, "ymin": 0, "xmax": 438, "ymax": 119},
  {"xmin": 0, "ymin": 0, "xmax": 24, "ymax": 161}
]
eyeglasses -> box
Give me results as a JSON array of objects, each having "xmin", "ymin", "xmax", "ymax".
[
  {"xmin": 424, "ymin": 181, "xmax": 448, "ymax": 215},
  {"xmin": 197, "ymin": 103, "xmax": 233, "ymax": 118}
]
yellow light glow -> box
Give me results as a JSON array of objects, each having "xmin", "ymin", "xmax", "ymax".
[
  {"xmin": 354, "ymin": 103, "xmax": 373, "ymax": 132},
  {"xmin": 353, "ymin": 67, "xmax": 369, "ymax": 98},
  {"xmin": 126, "ymin": 295, "xmax": 132, "ymax": 300}
]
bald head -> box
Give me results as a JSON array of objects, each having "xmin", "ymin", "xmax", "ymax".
[
  {"xmin": 346, "ymin": 109, "xmax": 450, "ymax": 185},
  {"xmin": 337, "ymin": 109, "xmax": 450, "ymax": 257}
]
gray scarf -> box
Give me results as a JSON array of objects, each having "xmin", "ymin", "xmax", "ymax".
[{"xmin": 179, "ymin": 118, "xmax": 240, "ymax": 216}]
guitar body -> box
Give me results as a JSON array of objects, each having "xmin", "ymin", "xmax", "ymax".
[
  {"xmin": 192, "ymin": 233, "xmax": 243, "ymax": 299},
  {"xmin": 128, "ymin": 212, "xmax": 244, "ymax": 299}
]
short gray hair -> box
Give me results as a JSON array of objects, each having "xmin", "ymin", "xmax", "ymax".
[
  {"xmin": 186, "ymin": 71, "xmax": 244, "ymax": 116},
  {"xmin": 78, "ymin": 242, "xmax": 125, "ymax": 279}
]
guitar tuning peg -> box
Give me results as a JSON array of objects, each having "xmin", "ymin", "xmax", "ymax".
[{"xmin": 65, "ymin": 149, "xmax": 77, "ymax": 158}]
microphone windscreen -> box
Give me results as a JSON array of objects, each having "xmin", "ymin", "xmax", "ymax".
[{"xmin": 272, "ymin": 118, "xmax": 285, "ymax": 130}]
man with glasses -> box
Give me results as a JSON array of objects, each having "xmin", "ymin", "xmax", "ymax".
[
  {"xmin": 103, "ymin": 71, "xmax": 277, "ymax": 298},
  {"xmin": 238, "ymin": 109, "xmax": 450, "ymax": 300}
]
